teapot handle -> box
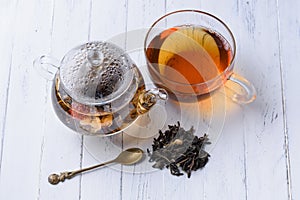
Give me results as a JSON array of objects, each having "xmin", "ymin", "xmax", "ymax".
[
  {"xmin": 33, "ymin": 55, "xmax": 60, "ymax": 80},
  {"xmin": 137, "ymin": 88, "xmax": 168, "ymax": 115}
]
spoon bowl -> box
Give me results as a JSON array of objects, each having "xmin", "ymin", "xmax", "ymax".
[{"xmin": 114, "ymin": 148, "xmax": 144, "ymax": 165}]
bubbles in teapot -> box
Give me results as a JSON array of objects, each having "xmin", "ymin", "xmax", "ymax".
[
  {"xmin": 59, "ymin": 41, "xmax": 134, "ymax": 105},
  {"xmin": 95, "ymin": 61, "xmax": 124, "ymax": 98}
]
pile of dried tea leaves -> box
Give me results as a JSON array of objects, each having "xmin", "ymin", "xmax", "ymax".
[{"xmin": 147, "ymin": 122, "xmax": 210, "ymax": 178}]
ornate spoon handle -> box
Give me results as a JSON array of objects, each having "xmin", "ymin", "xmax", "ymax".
[{"xmin": 48, "ymin": 160, "xmax": 113, "ymax": 185}]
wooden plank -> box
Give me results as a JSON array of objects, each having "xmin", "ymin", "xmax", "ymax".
[
  {"xmin": 0, "ymin": 0, "xmax": 18, "ymax": 178},
  {"xmin": 235, "ymin": 1, "xmax": 288, "ymax": 199},
  {"xmin": 163, "ymin": 1, "xmax": 245, "ymax": 200},
  {"xmin": 155, "ymin": 2, "xmax": 209, "ymax": 199},
  {"xmin": 79, "ymin": 1, "xmax": 127, "ymax": 200},
  {"xmin": 186, "ymin": 1, "xmax": 248, "ymax": 200},
  {"xmin": 202, "ymin": 0, "xmax": 289, "ymax": 199},
  {"xmin": 201, "ymin": 0, "xmax": 288, "ymax": 199},
  {"xmin": 166, "ymin": 0, "xmax": 200, "ymax": 13},
  {"xmin": 278, "ymin": 0, "xmax": 300, "ymax": 199},
  {"xmin": 89, "ymin": 0, "xmax": 127, "ymax": 42},
  {"xmin": 36, "ymin": 0, "xmax": 92, "ymax": 199},
  {"xmin": 0, "ymin": 0, "xmax": 53, "ymax": 199},
  {"xmin": 163, "ymin": 0, "xmax": 288, "ymax": 199},
  {"xmin": 120, "ymin": 0, "xmax": 167, "ymax": 199}
]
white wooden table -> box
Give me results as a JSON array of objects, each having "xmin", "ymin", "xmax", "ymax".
[{"xmin": 0, "ymin": 0, "xmax": 299, "ymax": 199}]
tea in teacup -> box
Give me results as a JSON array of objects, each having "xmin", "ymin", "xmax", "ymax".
[{"xmin": 146, "ymin": 25, "xmax": 233, "ymax": 95}]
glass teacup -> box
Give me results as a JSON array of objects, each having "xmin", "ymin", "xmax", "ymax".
[{"xmin": 144, "ymin": 10, "xmax": 256, "ymax": 103}]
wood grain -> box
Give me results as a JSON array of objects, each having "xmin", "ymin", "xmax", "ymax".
[
  {"xmin": 80, "ymin": 1, "xmax": 127, "ymax": 200},
  {"xmin": 36, "ymin": 0, "xmax": 91, "ymax": 199},
  {"xmin": 237, "ymin": 1, "xmax": 289, "ymax": 199},
  {"xmin": 0, "ymin": 0, "xmax": 53, "ymax": 199},
  {"xmin": 0, "ymin": 0, "xmax": 18, "ymax": 179},
  {"xmin": 197, "ymin": 2, "xmax": 251, "ymax": 200},
  {"xmin": 0, "ymin": 0, "xmax": 298, "ymax": 199},
  {"xmin": 278, "ymin": 0, "xmax": 300, "ymax": 199},
  {"xmin": 121, "ymin": 1, "xmax": 167, "ymax": 200}
]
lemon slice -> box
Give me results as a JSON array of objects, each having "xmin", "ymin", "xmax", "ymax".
[{"xmin": 158, "ymin": 26, "xmax": 221, "ymax": 81}]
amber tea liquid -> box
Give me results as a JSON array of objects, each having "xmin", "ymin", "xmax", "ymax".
[{"xmin": 146, "ymin": 25, "xmax": 233, "ymax": 95}]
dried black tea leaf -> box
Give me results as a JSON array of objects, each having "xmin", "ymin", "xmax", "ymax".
[{"xmin": 147, "ymin": 122, "xmax": 210, "ymax": 178}]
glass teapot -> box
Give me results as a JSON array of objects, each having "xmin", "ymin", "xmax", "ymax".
[{"xmin": 34, "ymin": 41, "xmax": 167, "ymax": 136}]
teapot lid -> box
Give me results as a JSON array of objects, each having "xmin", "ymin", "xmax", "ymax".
[{"xmin": 59, "ymin": 41, "xmax": 134, "ymax": 105}]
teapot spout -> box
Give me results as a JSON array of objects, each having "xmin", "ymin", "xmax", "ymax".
[{"xmin": 137, "ymin": 88, "xmax": 168, "ymax": 115}]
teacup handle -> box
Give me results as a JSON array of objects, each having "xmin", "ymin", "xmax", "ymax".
[
  {"xmin": 226, "ymin": 73, "xmax": 256, "ymax": 104},
  {"xmin": 33, "ymin": 55, "xmax": 60, "ymax": 80}
]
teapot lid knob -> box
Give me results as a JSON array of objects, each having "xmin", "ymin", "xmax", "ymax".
[{"xmin": 87, "ymin": 50, "xmax": 104, "ymax": 68}]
